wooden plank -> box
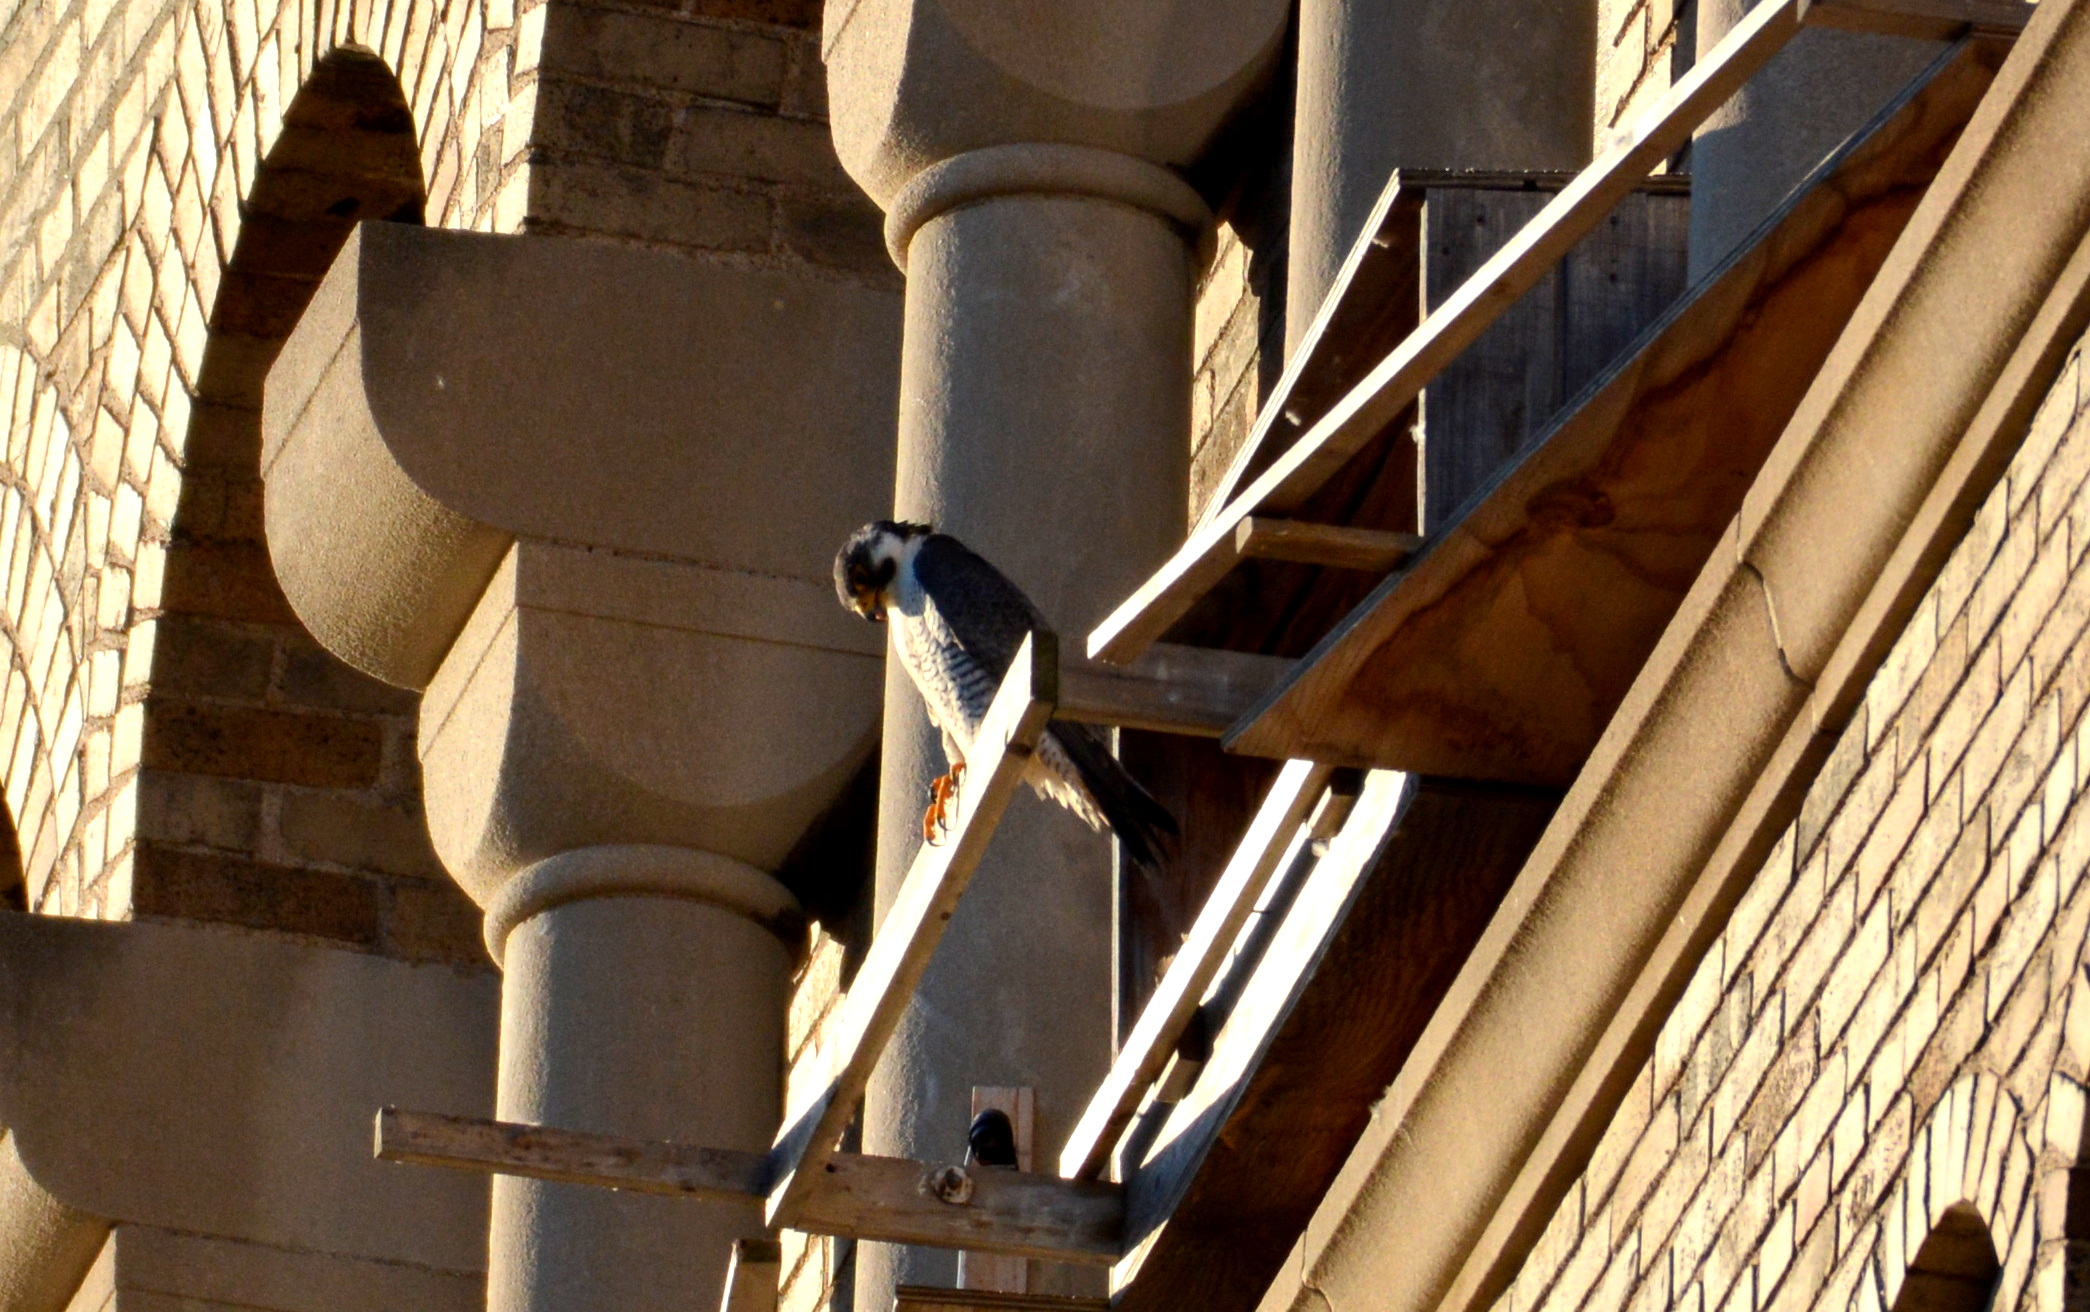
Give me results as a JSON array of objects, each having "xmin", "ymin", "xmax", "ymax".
[
  {"xmin": 376, "ymin": 1108, "xmax": 1123, "ymax": 1264},
  {"xmin": 1232, "ymin": 519, "xmax": 1421, "ymax": 573},
  {"xmin": 1422, "ymin": 188, "xmax": 1690, "ymax": 531},
  {"xmin": 808, "ymin": 1155, "xmax": 1121, "ymax": 1265},
  {"xmin": 1059, "ymin": 760, "xmax": 1333, "ymax": 1181},
  {"xmin": 1224, "ymin": 37, "xmax": 2005, "ymax": 782},
  {"xmin": 768, "ymin": 633, "xmax": 1058, "ymax": 1226},
  {"xmin": 377, "ymin": 1107, "xmax": 770, "ymax": 1201},
  {"xmin": 961, "ymin": 1086, "xmax": 1036, "ymax": 1292},
  {"xmin": 1110, "ymin": 780, "xmax": 1560, "ymax": 1312},
  {"xmin": 897, "ymin": 1290, "xmax": 1108, "ymax": 1312},
  {"xmin": 1056, "ymin": 643, "xmax": 1291, "ymax": 737},
  {"xmin": 1803, "ymin": 0, "xmax": 2033, "ymax": 38},
  {"xmin": 720, "ymin": 1239, "xmax": 782, "ymax": 1312},
  {"xmin": 1087, "ymin": 0, "xmax": 1806, "ymax": 663},
  {"xmin": 1191, "ymin": 181, "xmax": 1425, "ymax": 530},
  {"xmin": 1192, "ymin": 173, "xmax": 1690, "ymax": 535}
]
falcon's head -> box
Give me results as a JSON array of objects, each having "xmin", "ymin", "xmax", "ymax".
[{"xmin": 834, "ymin": 520, "xmax": 931, "ymax": 623}]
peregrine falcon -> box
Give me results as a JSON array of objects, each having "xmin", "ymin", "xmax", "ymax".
[{"xmin": 833, "ymin": 520, "xmax": 1177, "ymax": 870}]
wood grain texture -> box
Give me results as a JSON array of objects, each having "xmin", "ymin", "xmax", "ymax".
[
  {"xmin": 378, "ymin": 1107, "xmax": 771, "ymax": 1200},
  {"xmin": 769, "ymin": 634, "xmax": 1058, "ymax": 1225},
  {"xmin": 1056, "ymin": 644, "xmax": 1292, "ymax": 737},
  {"xmin": 1110, "ymin": 779, "xmax": 1560, "ymax": 1312},
  {"xmin": 1088, "ymin": 0, "xmax": 1806, "ymax": 663},
  {"xmin": 377, "ymin": 1108, "xmax": 1123, "ymax": 1262},
  {"xmin": 1227, "ymin": 39, "xmax": 2003, "ymax": 783},
  {"xmin": 1233, "ymin": 519, "xmax": 1423, "ymax": 573},
  {"xmin": 961, "ymin": 1086, "xmax": 1036, "ymax": 1291},
  {"xmin": 806, "ymin": 1155, "xmax": 1121, "ymax": 1263}
]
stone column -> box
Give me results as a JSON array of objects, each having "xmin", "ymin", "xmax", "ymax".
[
  {"xmin": 1689, "ymin": 0, "xmax": 1942, "ymax": 279},
  {"xmin": 825, "ymin": 3, "xmax": 1288, "ymax": 1299},
  {"xmin": 1287, "ymin": 0, "xmax": 1597, "ymax": 353},
  {"xmin": 260, "ymin": 224, "xmax": 902, "ymax": 1312},
  {"xmin": 482, "ymin": 847, "xmax": 797, "ymax": 1312}
]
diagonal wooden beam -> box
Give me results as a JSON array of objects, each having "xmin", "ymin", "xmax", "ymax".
[
  {"xmin": 1058, "ymin": 760, "xmax": 1333, "ymax": 1181},
  {"xmin": 766, "ymin": 633, "xmax": 1059, "ymax": 1227},
  {"xmin": 1086, "ymin": 0, "xmax": 1811, "ymax": 663},
  {"xmin": 377, "ymin": 1109, "xmax": 1123, "ymax": 1263}
]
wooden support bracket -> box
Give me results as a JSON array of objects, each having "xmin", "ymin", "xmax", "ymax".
[
  {"xmin": 721, "ymin": 1239, "xmax": 782, "ymax": 1312},
  {"xmin": 767, "ymin": 633, "xmax": 1058, "ymax": 1226},
  {"xmin": 1059, "ymin": 761, "xmax": 1333, "ymax": 1180},
  {"xmin": 377, "ymin": 1108, "xmax": 1123, "ymax": 1265},
  {"xmin": 1058, "ymin": 644, "xmax": 1293, "ymax": 738},
  {"xmin": 1086, "ymin": 0, "xmax": 1816, "ymax": 664},
  {"xmin": 1233, "ymin": 518, "xmax": 1421, "ymax": 573}
]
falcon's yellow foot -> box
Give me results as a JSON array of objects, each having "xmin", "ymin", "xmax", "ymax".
[{"xmin": 921, "ymin": 762, "xmax": 967, "ymax": 846}]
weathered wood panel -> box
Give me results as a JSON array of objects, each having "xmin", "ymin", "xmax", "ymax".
[
  {"xmin": 1422, "ymin": 188, "xmax": 1689, "ymax": 529},
  {"xmin": 1228, "ymin": 38, "xmax": 2005, "ymax": 783}
]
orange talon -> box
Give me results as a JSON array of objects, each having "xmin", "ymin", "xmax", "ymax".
[{"xmin": 920, "ymin": 763, "xmax": 968, "ymax": 846}]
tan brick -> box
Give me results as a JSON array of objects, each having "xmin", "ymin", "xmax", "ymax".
[
  {"xmin": 1927, "ymin": 635, "xmax": 1996, "ymax": 799},
  {"xmin": 1964, "ymin": 660, "xmax": 2034, "ymax": 813},
  {"xmin": 141, "ymin": 700, "xmax": 383, "ymax": 787},
  {"xmin": 2017, "ymin": 347, "xmax": 2084, "ymax": 516},
  {"xmin": 775, "ymin": 190, "xmax": 893, "ymax": 281},
  {"xmin": 132, "ymin": 840, "xmax": 381, "ymax": 945},
  {"xmin": 542, "ymin": 7, "xmax": 785, "ymax": 105},
  {"xmin": 527, "ymin": 156, "xmax": 770, "ymax": 252},
  {"xmin": 136, "ymin": 766, "xmax": 263, "ymax": 850},
  {"xmin": 277, "ymin": 789, "xmax": 444, "ymax": 879},
  {"xmin": 383, "ymin": 875, "xmax": 489, "ymax": 965}
]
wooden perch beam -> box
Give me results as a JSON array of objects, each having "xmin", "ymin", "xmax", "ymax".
[
  {"xmin": 1058, "ymin": 644, "xmax": 1293, "ymax": 737},
  {"xmin": 1234, "ymin": 519, "xmax": 1421, "ymax": 573},
  {"xmin": 377, "ymin": 1109, "xmax": 1123, "ymax": 1264},
  {"xmin": 380, "ymin": 1106, "xmax": 769, "ymax": 1200},
  {"xmin": 767, "ymin": 633, "xmax": 1058, "ymax": 1227},
  {"xmin": 1059, "ymin": 760, "xmax": 1333, "ymax": 1180}
]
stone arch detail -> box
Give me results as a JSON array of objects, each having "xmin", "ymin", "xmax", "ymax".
[
  {"xmin": 0, "ymin": 349, "xmax": 107, "ymax": 915},
  {"xmin": 1893, "ymin": 1204, "xmax": 2002, "ymax": 1312},
  {"xmin": 132, "ymin": 47, "xmax": 488, "ymax": 962},
  {"xmin": 1877, "ymin": 1074, "xmax": 2036, "ymax": 1312}
]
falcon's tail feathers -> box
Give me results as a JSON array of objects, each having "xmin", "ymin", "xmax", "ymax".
[{"xmin": 1048, "ymin": 722, "xmax": 1180, "ymax": 872}]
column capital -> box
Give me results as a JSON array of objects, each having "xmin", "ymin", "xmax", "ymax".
[
  {"xmin": 825, "ymin": 0, "xmax": 1288, "ymax": 230},
  {"xmin": 483, "ymin": 845, "xmax": 803, "ymax": 966},
  {"xmin": 883, "ymin": 143, "xmax": 1212, "ymax": 268}
]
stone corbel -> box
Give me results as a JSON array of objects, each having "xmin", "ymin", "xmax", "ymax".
[
  {"xmin": 261, "ymin": 220, "xmax": 900, "ymax": 895},
  {"xmin": 261, "ymin": 220, "xmax": 904, "ymax": 1312},
  {"xmin": 823, "ymin": 0, "xmax": 1292, "ymax": 264}
]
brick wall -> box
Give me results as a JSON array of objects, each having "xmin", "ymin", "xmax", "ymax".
[
  {"xmin": 1597, "ymin": 0, "xmax": 1694, "ymax": 153},
  {"xmin": 0, "ymin": 0, "xmax": 877, "ymax": 960},
  {"xmin": 1486, "ymin": 328, "xmax": 2090, "ymax": 1312}
]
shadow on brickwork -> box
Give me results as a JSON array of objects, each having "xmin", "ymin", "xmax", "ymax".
[{"xmin": 135, "ymin": 47, "xmax": 486, "ymax": 967}]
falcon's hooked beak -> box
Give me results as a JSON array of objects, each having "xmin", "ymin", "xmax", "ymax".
[{"xmin": 834, "ymin": 520, "xmax": 929, "ymax": 624}]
